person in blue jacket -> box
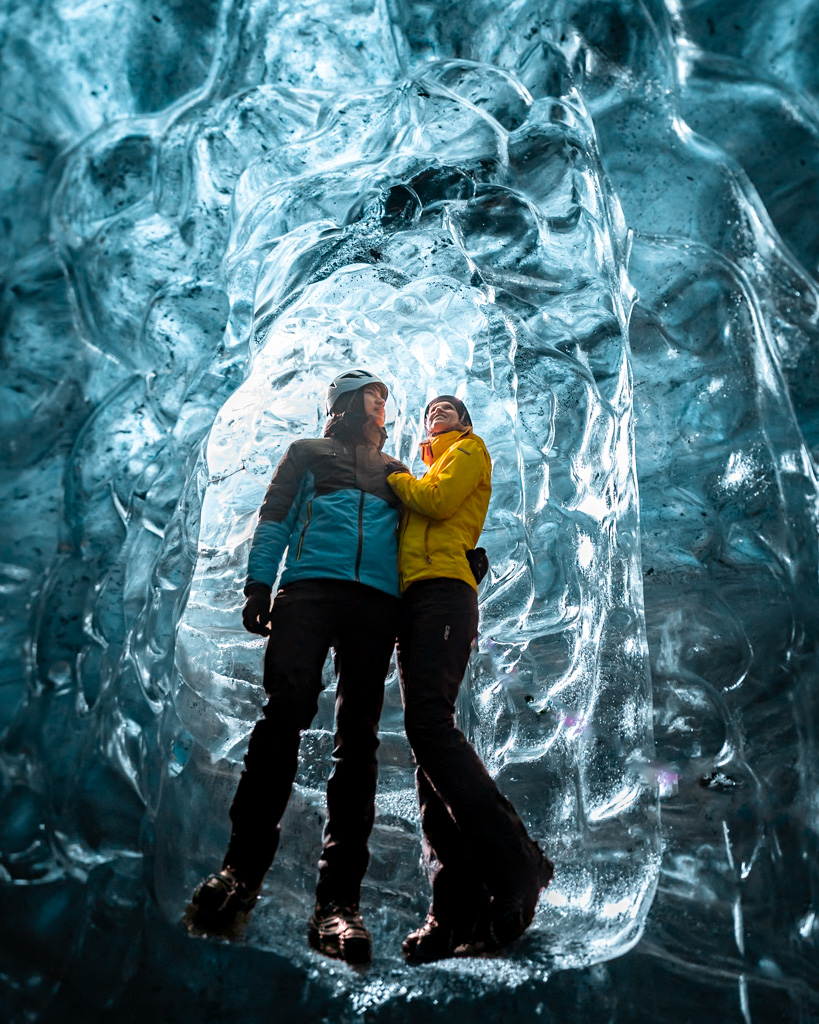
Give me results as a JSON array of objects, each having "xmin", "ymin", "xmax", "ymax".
[{"xmin": 185, "ymin": 369, "xmax": 407, "ymax": 965}]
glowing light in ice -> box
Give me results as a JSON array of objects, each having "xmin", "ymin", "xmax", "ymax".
[{"xmin": 577, "ymin": 534, "xmax": 594, "ymax": 570}]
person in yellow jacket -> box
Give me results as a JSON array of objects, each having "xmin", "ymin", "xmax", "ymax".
[{"xmin": 387, "ymin": 395, "xmax": 553, "ymax": 963}]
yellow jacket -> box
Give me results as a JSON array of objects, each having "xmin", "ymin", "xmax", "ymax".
[{"xmin": 387, "ymin": 428, "xmax": 492, "ymax": 593}]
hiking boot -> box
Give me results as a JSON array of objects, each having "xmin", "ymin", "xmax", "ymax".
[
  {"xmin": 489, "ymin": 844, "xmax": 554, "ymax": 948},
  {"xmin": 402, "ymin": 913, "xmax": 456, "ymax": 963},
  {"xmin": 183, "ymin": 867, "xmax": 261, "ymax": 938},
  {"xmin": 404, "ymin": 896, "xmax": 498, "ymax": 963},
  {"xmin": 308, "ymin": 902, "xmax": 372, "ymax": 965}
]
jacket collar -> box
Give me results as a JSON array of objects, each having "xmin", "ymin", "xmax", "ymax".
[{"xmin": 420, "ymin": 427, "xmax": 472, "ymax": 466}]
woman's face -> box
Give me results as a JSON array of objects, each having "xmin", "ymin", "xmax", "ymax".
[
  {"xmin": 362, "ymin": 383, "xmax": 386, "ymax": 427},
  {"xmin": 426, "ymin": 400, "xmax": 462, "ymax": 436}
]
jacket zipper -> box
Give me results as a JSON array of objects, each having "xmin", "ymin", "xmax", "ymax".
[
  {"xmin": 296, "ymin": 500, "xmax": 313, "ymax": 559},
  {"xmin": 354, "ymin": 491, "xmax": 365, "ymax": 581},
  {"xmin": 423, "ymin": 521, "xmax": 432, "ymax": 564}
]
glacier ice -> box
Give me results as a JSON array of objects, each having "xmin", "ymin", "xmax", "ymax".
[
  {"xmin": 1, "ymin": 0, "xmax": 817, "ymax": 1022},
  {"xmin": 170, "ymin": 71, "xmax": 658, "ymax": 973}
]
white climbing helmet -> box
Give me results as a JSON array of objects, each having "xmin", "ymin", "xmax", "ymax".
[{"xmin": 325, "ymin": 369, "xmax": 388, "ymax": 415}]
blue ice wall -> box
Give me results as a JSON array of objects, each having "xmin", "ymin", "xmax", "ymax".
[{"xmin": 1, "ymin": 1, "xmax": 818, "ymax": 1022}]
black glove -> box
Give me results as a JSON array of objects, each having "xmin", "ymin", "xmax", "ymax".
[
  {"xmin": 242, "ymin": 584, "xmax": 272, "ymax": 636},
  {"xmin": 466, "ymin": 547, "xmax": 489, "ymax": 585},
  {"xmin": 384, "ymin": 457, "xmax": 409, "ymax": 478}
]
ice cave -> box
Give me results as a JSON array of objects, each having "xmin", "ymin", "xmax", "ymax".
[{"xmin": 0, "ymin": 0, "xmax": 817, "ymax": 1021}]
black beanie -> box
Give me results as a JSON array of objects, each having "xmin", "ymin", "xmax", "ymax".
[{"xmin": 424, "ymin": 394, "xmax": 472, "ymax": 429}]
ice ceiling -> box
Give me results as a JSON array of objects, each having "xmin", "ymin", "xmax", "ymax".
[{"xmin": 1, "ymin": 1, "xmax": 818, "ymax": 1022}]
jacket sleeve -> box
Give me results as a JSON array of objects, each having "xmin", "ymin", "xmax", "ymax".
[
  {"xmin": 387, "ymin": 439, "xmax": 484, "ymax": 520},
  {"xmin": 245, "ymin": 444, "xmax": 305, "ymax": 590}
]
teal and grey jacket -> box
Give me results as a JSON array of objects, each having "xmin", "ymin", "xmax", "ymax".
[{"xmin": 246, "ymin": 435, "xmax": 407, "ymax": 597}]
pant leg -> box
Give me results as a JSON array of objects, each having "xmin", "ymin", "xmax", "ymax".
[
  {"xmin": 315, "ymin": 584, "xmax": 400, "ymax": 909},
  {"xmin": 224, "ymin": 583, "xmax": 336, "ymax": 889},
  {"xmin": 415, "ymin": 767, "xmax": 491, "ymax": 924},
  {"xmin": 399, "ymin": 579, "xmax": 535, "ymax": 893},
  {"xmin": 399, "ymin": 581, "xmax": 489, "ymax": 917}
]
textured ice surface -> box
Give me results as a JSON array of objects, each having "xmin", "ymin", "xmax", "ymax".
[
  {"xmin": 1, "ymin": 1, "xmax": 818, "ymax": 1022},
  {"xmin": 171, "ymin": 69, "xmax": 658, "ymax": 974}
]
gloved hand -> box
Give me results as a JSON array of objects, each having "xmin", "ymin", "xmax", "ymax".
[
  {"xmin": 384, "ymin": 456, "xmax": 409, "ymax": 479},
  {"xmin": 242, "ymin": 584, "xmax": 272, "ymax": 636},
  {"xmin": 466, "ymin": 547, "xmax": 489, "ymax": 585}
]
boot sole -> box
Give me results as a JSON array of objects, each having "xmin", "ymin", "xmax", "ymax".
[{"xmin": 402, "ymin": 941, "xmax": 456, "ymax": 964}]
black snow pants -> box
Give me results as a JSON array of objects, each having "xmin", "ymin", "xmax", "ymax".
[
  {"xmin": 397, "ymin": 578, "xmax": 535, "ymax": 922},
  {"xmin": 223, "ymin": 579, "xmax": 399, "ymax": 907}
]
